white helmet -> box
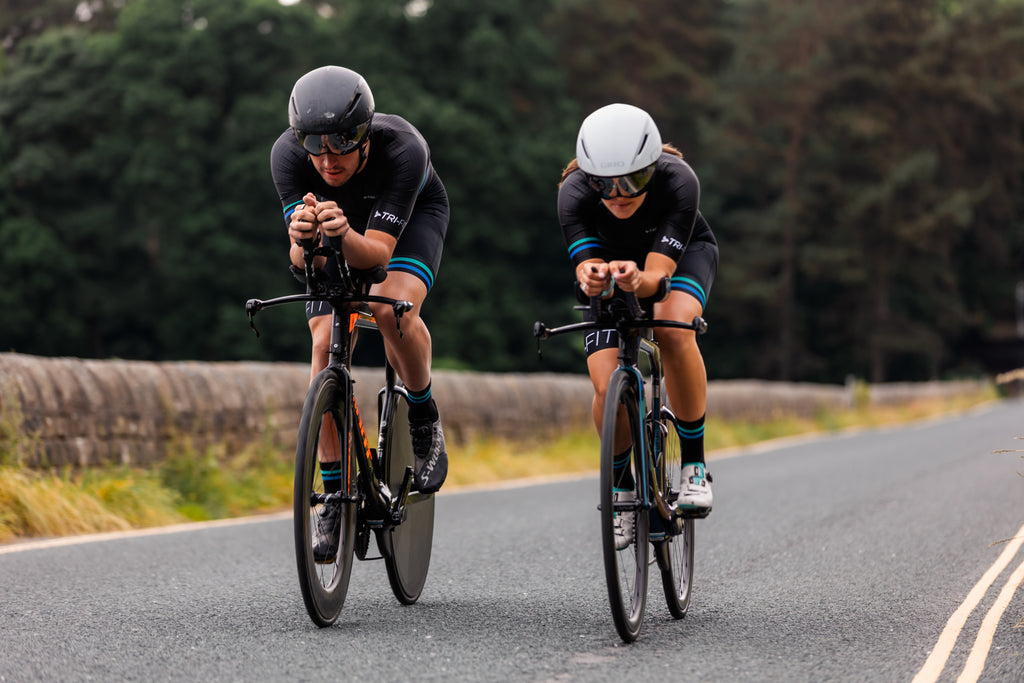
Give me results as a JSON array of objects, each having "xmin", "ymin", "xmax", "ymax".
[{"xmin": 575, "ymin": 103, "xmax": 662, "ymax": 197}]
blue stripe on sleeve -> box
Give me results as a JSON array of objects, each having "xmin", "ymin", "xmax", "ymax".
[{"xmin": 568, "ymin": 237, "xmax": 602, "ymax": 260}]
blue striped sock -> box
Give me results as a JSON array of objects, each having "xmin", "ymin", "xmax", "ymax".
[
  {"xmin": 676, "ymin": 415, "xmax": 706, "ymax": 465},
  {"xmin": 319, "ymin": 460, "xmax": 342, "ymax": 494},
  {"xmin": 407, "ymin": 382, "xmax": 437, "ymax": 421}
]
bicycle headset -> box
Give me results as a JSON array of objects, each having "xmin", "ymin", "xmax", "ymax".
[{"xmin": 575, "ymin": 103, "xmax": 662, "ymax": 199}]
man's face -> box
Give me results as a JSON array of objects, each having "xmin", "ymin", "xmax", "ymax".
[{"xmin": 309, "ymin": 138, "xmax": 367, "ymax": 187}]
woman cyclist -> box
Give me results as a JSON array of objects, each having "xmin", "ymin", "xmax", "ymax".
[{"xmin": 557, "ymin": 103, "xmax": 719, "ymax": 549}]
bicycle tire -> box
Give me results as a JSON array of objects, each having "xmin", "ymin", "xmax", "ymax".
[
  {"xmin": 600, "ymin": 370, "xmax": 650, "ymax": 643},
  {"xmin": 377, "ymin": 386, "xmax": 434, "ymax": 604},
  {"xmin": 653, "ymin": 408, "xmax": 694, "ymax": 619},
  {"xmin": 293, "ymin": 368, "xmax": 358, "ymax": 627}
]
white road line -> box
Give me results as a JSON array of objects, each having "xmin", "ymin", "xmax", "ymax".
[
  {"xmin": 0, "ymin": 511, "xmax": 291, "ymax": 555},
  {"xmin": 912, "ymin": 522, "xmax": 1024, "ymax": 683},
  {"xmin": 956, "ymin": 555, "xmax": 1024, "ymax": 683}
]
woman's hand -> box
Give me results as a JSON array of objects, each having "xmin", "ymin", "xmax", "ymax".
[
  {"xmin": 608, "ymin": 260, "xmax": 641, "ymax": 292},
  {"xmin": 578, "ymin": 261, "xmax": 612, "ymax": 297}
]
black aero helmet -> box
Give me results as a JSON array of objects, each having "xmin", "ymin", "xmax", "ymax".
[{"xmin": 289, "ymin": 65, "xmax": 374, "ymax": 155}]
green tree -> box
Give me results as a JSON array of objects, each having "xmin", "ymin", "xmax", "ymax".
[
  {"xmin": 0, "ymin": 0, "xmax": 333, "ymax": 360},
  {"xmin": 545, "ymin": 0, "xmax": 731, "ymax": 164},
  {"xmin": 703, "ymin": 0, "xmax": 1024, "ymax": 381},
  {"xmin": 330, "ymin": 0, "xmax": 583, "ymax": 371},
  {"xmin": 1, "ymin": 0, "xmax": 123, "ymax": 59}
]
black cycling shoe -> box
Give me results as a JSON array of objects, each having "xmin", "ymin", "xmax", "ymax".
[
  {"xmin": 410, "ymin": 417, "xmax": 448, "ymax": 494},
  {"xmin": 312, "ymin": 500, "xmax": 342, "ymax": 564}
]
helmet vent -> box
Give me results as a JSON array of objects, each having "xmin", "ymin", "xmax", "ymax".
[
  {"xmin": 342, "ymin": 93, "xmax": 362, "ymax": 121},
  {"xmin": 635, "ymin": 133, "xmax": 649, "ymax": 157}
]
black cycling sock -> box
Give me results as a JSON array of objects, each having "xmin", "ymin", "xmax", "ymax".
[
  {"xmin": 613, "ymin": 448, "xmax": 635, "ymax": 490},
  {"xmin": 319, "ymin": 460, "xmax": 342, "ymax": 494},
  {"xmin": 407, "ymin": 382, "xmax": 438, "ymax": 422},
  {"xmin": 677, "ymin": 415, "xmax": 706, "ymax": 465}
]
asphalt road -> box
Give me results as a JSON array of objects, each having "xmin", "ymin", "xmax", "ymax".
[{"xmin": 2, "ymin": 400, "xmax": 1022, "ymax": 682}]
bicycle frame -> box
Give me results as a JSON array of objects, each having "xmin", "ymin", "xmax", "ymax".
[
  {"xmin": 245, "ymin": 239, "xmax": 416, "ymax": 529},
  {"xmin": 535, "ymin": 285, "xmax": 706, "ymax": 640},
  {"xmin": 534, "ymin": 287, "xmax": 708, "ymax": 532}
]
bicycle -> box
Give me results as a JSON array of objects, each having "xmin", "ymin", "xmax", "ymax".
[
  {"xmin": 245, "ymin": 235, "xmax": 435, "ymax": 627},
  {"xmin": 533, "ymin": 281, "xmax": 708, "ymax": 642}
]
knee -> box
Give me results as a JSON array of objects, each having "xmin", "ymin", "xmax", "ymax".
[
  {"xmin": 310, "ymin": 333, "xmax": 330, "ymax": 360},
  {"xmin": 369, "ymin": 301, "xmax": 418, "ymax": 336},
  {"xmin": 369, "ymin": 301, "xmax": 394, "ymax": 328},
  {"xmin": 660, "ymin": 327, "xmax": 699, "ymax": 355}
]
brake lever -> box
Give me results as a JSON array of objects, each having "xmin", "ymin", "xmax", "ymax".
[
  {"xmin": 392, "ymin": 300, "xmax": 414, "ymax": 338},
  {"xmin": 245, "ymin": 299, "xmax": 262, "ymax": 337},
  {"xmin": 533, "ymin": 321, "xmax": 549, "ymax": 359}
]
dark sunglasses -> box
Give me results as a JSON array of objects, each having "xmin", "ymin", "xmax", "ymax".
[
  {"xmin": 294, "ymin": 122, "xmax": 370, "ymax": 156},
  {"xmin": 586, "ymin": 163, "xmax": 657, "ymax": 199}
]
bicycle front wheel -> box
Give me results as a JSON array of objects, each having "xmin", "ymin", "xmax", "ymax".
[
  {"xmin": 377, "ymin": 386, "xmax": 434, "ymax": 605},
  {"xmin": 600, "ymin": 370, "xmax": 650, "ymax": 643},
  {"xmin": 293, "ymin": 368, "xmax": 358, "ymax": 627},
  {"xmin": 654, "ymin": 408, "xmax": 694, "ymax": 619}
]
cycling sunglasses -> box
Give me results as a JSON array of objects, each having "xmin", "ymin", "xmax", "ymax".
[
  {"xmin": 586, "ymin": 163, "xmax": 657, "ymax": 199},
  {"xmin": 294, "ymin": 122, "xmax": 370, "ymax": 156}
]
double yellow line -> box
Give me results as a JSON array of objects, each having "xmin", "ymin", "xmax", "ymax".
[{"xmin": 913, "ymin": 521, "xmax": 1024, "ymax": 683}]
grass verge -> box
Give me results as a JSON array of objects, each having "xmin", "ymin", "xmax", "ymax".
[{"xmin": 0, "ymin": 387, "xmax": 999, "ymax": 544}]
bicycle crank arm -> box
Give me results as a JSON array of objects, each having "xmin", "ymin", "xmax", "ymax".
[
  {"xmin": 309, "ymin": 491, "xmax": 358, "ymax": 506},
  {"xmin": 389, "ymin": 466, "xmax": 416, "ymax": 525}
]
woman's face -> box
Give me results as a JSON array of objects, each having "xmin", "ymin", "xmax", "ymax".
[{"xmin": 601, "ymin": 188, "xmax": 647, "ymax": 219}]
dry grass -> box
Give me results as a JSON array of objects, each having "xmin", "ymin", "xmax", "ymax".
[{"xmin": 0, "ymin": 387, "xmax": 998, "ymax": 543}]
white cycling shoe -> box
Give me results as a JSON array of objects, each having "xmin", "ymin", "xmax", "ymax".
[
  {"xmin": 676, "ymin": 462, "xmax": 713, "ymax": 516},
  {"xmin": 612, "ymin": 489, "xmax": 636, "ymax": 550}
]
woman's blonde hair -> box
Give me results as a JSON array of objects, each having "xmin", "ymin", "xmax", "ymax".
[{"xmin": 559, "ymin": 143, "xmax": 683, "ymax": 186}]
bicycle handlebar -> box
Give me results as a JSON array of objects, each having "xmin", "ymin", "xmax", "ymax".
[
  {"xmin": 245, "ymin": 235, "xmax": 413, "ymax": 338},
  {"xmin": 534, "ymin": 278, "xmax": 708, "ymax": 344}
]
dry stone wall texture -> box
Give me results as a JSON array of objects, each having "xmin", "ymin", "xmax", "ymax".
[{"xmin": 0, "ymin": 353, "xmax": 990, "ymax": 468}]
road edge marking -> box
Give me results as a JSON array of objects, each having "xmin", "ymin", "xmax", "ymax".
[
  {"xmin": 911, "ymin": 521, "xmax": 1024, "ymax": 683},
  {"xmin": 0, "ymin": 511, "xmax": 292, "ymax": 555},
  {"xmin": 956, "ymin": 554, "xmax": 1024, "ymax": 683}
]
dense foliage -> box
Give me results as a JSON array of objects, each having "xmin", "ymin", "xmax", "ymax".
[{"xmin": 1, "ymin": 0, "xmax": 1021, "ymax": 382}]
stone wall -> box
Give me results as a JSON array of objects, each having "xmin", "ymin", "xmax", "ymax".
[{"xmin": 0, "ymin": 352, "xmax": 992, "ymax": 468}]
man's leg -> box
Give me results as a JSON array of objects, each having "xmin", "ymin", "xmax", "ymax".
[{"xmin": 370, "ymin": 272, "xmax": 447, "ymax": 493}]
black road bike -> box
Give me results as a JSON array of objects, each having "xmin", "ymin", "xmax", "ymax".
[
  {"xmin": 534, "ymin": 283, "xmax": 708, "ymax": 642},
  {"xmin": 246, "ymin": 236, "xmax": 434, "ymax": 627}
]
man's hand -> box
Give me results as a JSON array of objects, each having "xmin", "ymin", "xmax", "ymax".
[
  {"xmin": 288, "ymin": 192, "xmax": 320, "ymax": 244},
  {"xmin": 312, "ymin": 199, "xmax": 350, "ymax": 238}
]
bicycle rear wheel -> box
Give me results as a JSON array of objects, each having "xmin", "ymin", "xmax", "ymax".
[
  {"xmin": 293, "ymin": 368, "xmax": 357, "ymax": 627},
  {"xmin": 600, "ymin": 370, "xmax": 650, "ymax": 643},
  {"xmin": 653, "ymin": 408, "xmax": 694, "ymax": 619},
  {"xmin": 377, "ymin": 386, "xmax": 434, "ymax": 604}
]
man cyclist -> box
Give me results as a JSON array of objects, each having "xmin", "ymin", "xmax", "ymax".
[
  {"xmin": 271, "ymin": 65, "xmax": 449, "ymax": 561},
  {"xmin": 557, "ymin": 103, "xmax": 719, "ymax": 549}
]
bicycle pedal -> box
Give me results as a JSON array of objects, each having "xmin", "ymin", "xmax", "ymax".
[{"xmin": 675, "ymin": 505, "xmax": 712, "ymax": 519}]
